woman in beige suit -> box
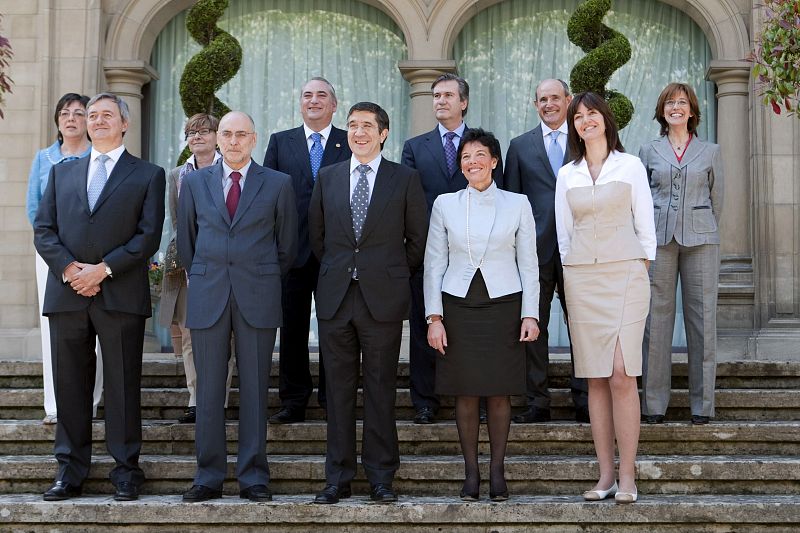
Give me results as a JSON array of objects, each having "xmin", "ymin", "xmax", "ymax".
[
  {"xmin": 639, "ymin": 83, "xmax": 724, "ymax": 425},
  {"xmin": 555, "ymin": 93, "xmax": 656, "ymax": 503},
  {"xmin": 425, "ymin": 128, "xmax": 540, "ymax": 502}
]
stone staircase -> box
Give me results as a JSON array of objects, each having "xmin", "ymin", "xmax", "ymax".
[{"xmin": 0, "ymin": 355, "xmax": 799, "ymax": 532}]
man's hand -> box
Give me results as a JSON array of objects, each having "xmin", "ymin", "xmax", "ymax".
[
  {"xmin": 519, "ymin": 317, "xmax": 540, "ymax": 342},
  {"xmin": 69, "ymin": 262, "xmax": 108, "ymax": 296}
]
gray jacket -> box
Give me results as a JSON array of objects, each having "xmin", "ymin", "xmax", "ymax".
[{"xmin": 638, "ymin": 136, "xmax": 723, "ymax": 247}]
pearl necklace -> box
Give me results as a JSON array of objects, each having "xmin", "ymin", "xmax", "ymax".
[{"xmin": 465, "ymin": 187, "xmax": 485, "ymax": 269}]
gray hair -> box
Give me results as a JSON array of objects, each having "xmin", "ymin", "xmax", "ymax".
[
  {"xmin": 302, "ymin": 77, "xmax": 338, "ymax": 104},
  {"xmin": 87, "ymin": 92, "xmax": 130, "ymax": 123},
  {"xmin": 535, "ymin": 79, "xmax": 571, "ymax": 100}
]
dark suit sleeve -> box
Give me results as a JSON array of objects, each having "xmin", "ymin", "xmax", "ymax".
[
  {"xmin": 275, "ymin": 176, "xmax": 298, "ymax": 275},
  {"xmin": 308, "ymin": 171, "xmax": 325, "ymax": 261},
  {"xmin": 404, "ymin": 169, "xmax": 428, "ymax": 272},
  {"xmin": 177, "ymin": 175, "xmax": 198, "ymax": 269},
  {"xmin": 493, "ymin": 150, "xmax": 504, "ymax": 189},
  {"xmin": 33, "ymin": 165, "xmax": 77, "ymax": 276},
  {"xmin": 503, "ymin": 140, "xmax": 522, "ymax": 193},
  {"xmin": 263, "ymin": 133, "xmax": 279, "ymax": 169},
  {"xmin": 103, "ymin": 165, "xmax": 166, "ymax": 275},
  {"xmin": 401, "ymin": 140, "xmax": 416, "ymax": 169}
]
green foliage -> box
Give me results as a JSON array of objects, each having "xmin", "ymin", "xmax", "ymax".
[
  {"xmin": 178, "ymin": 0, "xmax": 242, "ymax": 163},
  {"xmin": 0, "ymin": 15, "xmax": 14, "ymax": 120},
  {"xmin": 752, "ymin": 0, "xmax": 800, "ymax": 118},
  {"xmin": 567, "ymin": 0, "xmax": 633, "ymax": 129}
]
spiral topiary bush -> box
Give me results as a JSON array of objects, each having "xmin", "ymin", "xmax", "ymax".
[{"xmin": 567, "ymin": 0, "xmax": 633, "ymax": 130}]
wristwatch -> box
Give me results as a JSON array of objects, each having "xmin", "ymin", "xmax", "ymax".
[{"xmin": 425, "ymin": 315, "xmax": 442, "ymax": 325}]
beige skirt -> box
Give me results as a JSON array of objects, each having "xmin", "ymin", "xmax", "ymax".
[{"xmin": 563, "ymin": 259, "xmax": 650, "ymax": 378}]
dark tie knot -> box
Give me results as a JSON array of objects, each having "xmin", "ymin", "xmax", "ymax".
[
  {"xmin": 230, "ymin": 171, "xmax": 242, "ymax": 183},
  {"xmin": 311, "ymin": 132, "xmax": 322, "ymax": 143},
  {"xmin": 445, "ymin": 131, "xmax": 457, "ymax": 142},
  {"xmin": 357, "ymin": 164, "xmax": 370, "ymax": 177}
]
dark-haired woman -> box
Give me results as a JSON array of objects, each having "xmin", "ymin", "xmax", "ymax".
[
  {"xmin": 640, "ymin": 83, "xmax": 724, "ymax": 426},
  {"xmin": 425, "ymin": 128, "xmax": 540, "ymax": 501},
  {"xmin": 555, "ymin": 93, "xmax": 656, "ymax": 503},
  {"xmin": 26, "ymin": 93, "xmax": 103, "ymax": 425}
]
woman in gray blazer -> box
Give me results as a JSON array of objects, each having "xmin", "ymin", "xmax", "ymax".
[
  {"xmin": 424, "ymin": 128, "xmax": 540, "ymax": 501},
  {"xmin": 639, "ymin": 83, "xmax": 724, "ymax": 425}
]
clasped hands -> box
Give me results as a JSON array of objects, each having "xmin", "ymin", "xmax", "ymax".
[
  {"xmin": 64, "ymin": 262, "xmax": 109, "ymax": 297},
  {"xmin": 427, "ymin": 316, "xmax": 540, "ymax": 355}
]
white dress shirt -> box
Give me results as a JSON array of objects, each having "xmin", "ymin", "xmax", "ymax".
[
  {"xmin": 438, "ymin": 122, "xmax": 467, "ymax": 150},
  {"xmin": 303, "ymin": 122, "xmax": 333, "ymax": 152},
  {"xmin": 349, "ymin": 154, "xmax": 382, "ymax": 204},
  {"xmin": 87, "ymin": 145, "xmax": 126, "ymax": 192},
  {"xmin": 540, "ymin": 121, "xmax": 568, "ymax": 154}
]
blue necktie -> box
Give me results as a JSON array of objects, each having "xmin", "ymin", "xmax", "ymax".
[
  {"xmin": 351, "ymin": 164, "xmax": 370, "ymax": 242},
  {"xmin": 444, "ymin": 131, "xmax": 457, "ymax": 176},
  {"xmin": 310, "ymin": 132, "xmax": 323, "ymax": 180},
  {"xmin": 548, "ymin": 131, "xmax": 563, "ymax": 176},
  {"xmin": 88, "ymin": 154, "xmax": 110, "ymax": 211}
]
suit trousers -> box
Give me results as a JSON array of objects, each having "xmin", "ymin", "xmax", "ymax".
[
  {"xmin": 36, "ymin": 252, "xmax": 103, "ymax": 417},
  {"xmin": 191, "ymin": 293, "xmax": 275, "ymax": 490},
  {"xmin": 319, "ymin": 281, "xmax": 401, "ymax": 487},
  {"xmin": 408, "ymin": 269, "xmax": 439, "ymax": 411},
  {"xmin": 49, "ymin": 305, "xmax": 145, "ymax": 487},
  {"xmin": 278, "ymin": 255, "xmax": 326, "ymax": 410},
  {"xmin": 642, "ymin": 240, "xmax": 719, "ymax": 417},
  {"xmin": 525, "ymin": 253, "xmax": 588, "ymax": 409}
]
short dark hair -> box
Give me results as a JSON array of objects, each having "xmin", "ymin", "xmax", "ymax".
[
  {"xmin": 566, "ymin": 92, "xmax": 625, "ymax": 163},
  {"xmin": 654, "ymin": 82, "xmax": 701, "ymax": 137},
  {"xmin": 456, "ymin": 128, "xmax": 502, "ymax": 163},
  {"xmin": 347, "ymin": 101, "xmax": 390, "ymax": 149},
  {"xmin": 431, "ymin": 73, "xmax": 469, "ymax": 117},
  {"xmin": 54, "ymin": 93, "xmax": 90, "ymax": 144}
]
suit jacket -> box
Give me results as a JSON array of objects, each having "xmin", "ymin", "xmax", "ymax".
[
  {"xmin": 503, "ymin": 124, "xmax": 570, "ymax": 265},
  {"xmin": 33, "ymin": 150, "xmax": 165, "ymax": 317},
  {"xmin": 401, "ymin": 125, "xmax": 504, "ymax": 216},
  {"xmin": 423, "ymin": 183, "xmax": 540, "ymax": 320},
  {"xmin": 263, "ymin": 125, "xmax": 351, "ymax": 267},
  {"xmin": 638, "ymin": 136, "xmax": 723, "ymax": 247},
  {"xmin": 308, "ymin": 158, "xmax": 428, "ymax": 322},
  {"xmin": 177, "ymin": 160, "xmax": 297, "ymax": 329}
]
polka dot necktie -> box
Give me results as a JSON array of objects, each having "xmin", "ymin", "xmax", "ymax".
[
  {"xmin": 87, "ymin": 154, "xmax": 110, "ymax": 211},
  {"xmin": 351, "ymin": 164, "xmax": 370, "ymax": 242},
  {"xmin": 310, "ymin": 132, "xmax": 323, "ymax": 180}
]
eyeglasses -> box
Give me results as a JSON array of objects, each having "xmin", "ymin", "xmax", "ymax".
[
  {"xmin": 185, "ymin": 128, "xmax": 214, "ymax": 140},
  {"xmin": 58, "ymin": 110, "xmax": 86, "ymax": 119},
  {"xmin": 218, "ymin": 130, "xmax": 254, "ymax": 140},
  {"xmin": 665, "ymin": 99, "xmax": 689, "ymax": 108}
]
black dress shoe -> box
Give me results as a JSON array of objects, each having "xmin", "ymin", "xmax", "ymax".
[
  {"xmin": 369, "ymin": 483, "xmax": 398, "ymax": 503},
  {"xmin": 413, "ymin": 407, "xmax": 436, "ymax": 424},
  {"xmin": 182, "ymin": 484, "xmax": 223, "ymax": 502},
  {"xmin": 575, "ymin": 406, "xmax": 590, "ymax": 423},
  {"xmin": 691, "ymin": 415, "xmax": 710, "ymax": 425},
  {"xmin": 43, "ymin": 481, "xmax": 82, "ymax": 501},
  {"xmin": 114, "ymin": 481, "xmax": 139, "ymax": 501},
  {"xmin": 178, "ymin": 406, "xmax": 196, "ymax": 424},
  {"xmin": 239, "ymin": 484, "xmax": 272, "ymax": 502},
  {"xmin": 269, "ymin": 407, "xmax": 305, "ymax": 424},
  {"xmin": 313, "ymin": 484, "xmax": 352, "ymax": 504},
  {"xmin": 512, "ymin": 407, "xmax": 551, "ymax": 423},
  {"xmin": 642, "ymin": 414, "xmax": 665, "ymax": 424}
]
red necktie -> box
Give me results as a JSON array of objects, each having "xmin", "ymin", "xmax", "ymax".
[{"xmin": 226, "ymin": 171, "xmax": 241, "ymax": 220}]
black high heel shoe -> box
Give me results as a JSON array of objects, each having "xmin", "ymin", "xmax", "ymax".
[
  {"xmin": 460, "ymin": 477, "xmax": 480, "ymax": 501},
  {"xmin": 489, "ymin": 477, "xmax": 509, "ymax": 502}
]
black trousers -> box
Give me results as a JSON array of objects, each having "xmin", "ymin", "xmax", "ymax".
[
  {"xmin": 525, "ymin": 253, "xmax": 588, "ymax": 409},
  {"xmin": 49, "ymin": 304, "xmax": 146, "ymax": 487},
  {"xmin": 279, "ymin": 255, "xmax": 325, "ymax": 410},
  {"xmin": 408, "ymin": 269, "xmax": 439, "ymax": 411},
  {"xmin": 319, "ymin": 281, "xmax": 401, "ymax": 487}
]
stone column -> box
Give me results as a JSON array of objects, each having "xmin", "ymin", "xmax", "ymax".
[
  {"xmin": 103, "ymin": 61, "xmax": 159, "ymax": 157},
  {"xmin": 398, "ymin": 60, "xmax": 457, "ymax": 136}
]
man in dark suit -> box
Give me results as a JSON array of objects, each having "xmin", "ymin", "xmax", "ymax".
[
  {"xmin": 34, "ymin": 92, "xmax": 165, "ymax": 501},
  {"xmin": 178, "ymin": 111, "xmax": 297, "ymax": 502},
  {"xmin": 263, "ymin": 77, "xmax": 351, "ymax": 424},
  {"xmin": 504, "ymin": 78, "xmax": 589, "ymax": 423},
  {"xmin": 309, "ymin": 102, "xmax": 427, "ymax": 504},
  {"xmin": 401, "ymin": 73, "xmax": 503, "ymax": 424}
]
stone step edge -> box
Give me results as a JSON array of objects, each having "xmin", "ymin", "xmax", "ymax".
[{"xmin": 0, "ymin": 494, "xmax": 798, "ymax": 525}]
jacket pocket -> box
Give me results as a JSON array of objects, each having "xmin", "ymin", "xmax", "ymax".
[
  {"xmin": 691, "ymin": 205, "xmax": 717, "ymax": 233},
  {"xmin": 258, "ymin": 263, "xmax": 281, "ymax": 275},
  {"xmin": 189, "ymin": 263, "xmax": 206, "ymax": 276},
  {"xmin": 387, "ymin": 265, "xmax": 410, "ymax": 278}
]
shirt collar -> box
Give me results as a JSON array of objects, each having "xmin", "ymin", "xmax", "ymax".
[
  {"xmin": 90, "ymin": 144, "xmax": 125, "ymax": 164},
  {"xmin": 571, "ymin": 149, "xmax": 624, "ymax": 177},
  {"xmin": 438, "ymin": 122, "xmax": 466, "ymax": 140},
  {"xmin": 47, "ymin": 141, "xmax": 91, "ymax": 165},
  {"xmin": 350, "ymin": 153, "xmax": 382, "ymax": 175},
  {"xmin": 186, "ymin": 150, "xmax": 221, "ymax": 169},
  {"xmin": 222, "ymin": 158, "xmax": 252, "ymax": 179},
  {"xmin": 304, "ymin": 122, "xmax": 333, "ymax": 142},
  {"xmin": 540, "ymin": 121, "xmax": 568, "ymax": 138}
]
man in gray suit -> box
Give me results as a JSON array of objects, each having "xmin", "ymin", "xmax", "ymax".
[
  {"xmin": 504, "ymin": 79, "xmax": 589, "ymax": 423},
  {"xmin": 178, "ymin": 111, "xmax": 297, "ymax": 502}
]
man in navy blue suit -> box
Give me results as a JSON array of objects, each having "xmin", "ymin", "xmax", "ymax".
[
  {"xmin": 263, "ymin": 77, "xmax": 351, "ymax": 424},
  {"xmin": 401, "ymin": 73, "xmax": 503, "ymax": 424}
]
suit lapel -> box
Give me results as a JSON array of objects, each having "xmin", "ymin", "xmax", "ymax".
[
  {"xmin": 72, "ymin": 157, "xmax": 92, "ymax": 215},
  {"xmin": 422, "ymin": 127, "xmax": 451, "ymax": 181},
  {"xmin": 288, "ymin": 126, "xmax": 314, "ymax": 183},
  {"xmin": 321, "ymin": 127, "xmax": 348, "ymax": 166},
  {"xmin": 677, "ymin": 136, "xmax": 705, "ymax": 168},
  {"xmin": 358, "ymin": 161, "xmax": 399, "ymax": 244},
  {"xmin": 653, "ymin": 136, "xmax": 679, "ymax": 167},
  {"xmin": 205, "ymin": 164, "xmax": 231, "ymax": 225},
  {"xmin": 531, "ymin": 125, "xmax": 559, "ymax": 181},
  {"xmin": 231, "ymin": 161, "xmax": 265, "ymax": 227},
  {"xmin": 91, "ymin": 150, "xmax": 137, "ymax": 213},
  {"xmin": 333, "ymin": 164, "xmax": 356, "ymax": 244}
]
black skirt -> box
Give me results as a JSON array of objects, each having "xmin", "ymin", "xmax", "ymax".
[{"xmin": 435, "ymin": 270, "xmax": 525, "ymax": 396}]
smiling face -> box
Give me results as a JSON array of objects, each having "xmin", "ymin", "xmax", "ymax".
[
  {"xmin": 300, "ymin": 79, "xmax": 337, "ymax": 130},
  {"xmin": 347, "ymin": 110, "xmax": 388, "ymax": 163},
  {"xmin": 459, "ymin": 140, "xmax": 497, "ymax": 190},
  {"xmin": 87, "ymin": 98, "xmax": 127, "ymax": 152},
  {"xmin": 57, "ymin": 100, "xmax": 88, "ymax": 143},
  {"xmin": 573, "ymin": 102, "xmax": 607, "ymax": 145},
  {"xmin": 535, "ymin": 79, "xmax": 572, "ymax": 130},
  {"xmin": 432, "ymin": 79, "xmax": 467, "ymax": 128},
  {"xmin": 662, "ymin": 90, "xmax": 693, "ymax": 131}
]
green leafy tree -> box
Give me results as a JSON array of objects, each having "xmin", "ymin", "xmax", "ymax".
[
  {"xmin": 567, "ymin": 0, "xmax": 633, "ymax": 130},
  {"xmin": 752, "ymin": 0, "xmax": 800, "ymax": 118},
  {"xmin": 0, "ymin": 15, "xmax": 14, "ymax": 120}
]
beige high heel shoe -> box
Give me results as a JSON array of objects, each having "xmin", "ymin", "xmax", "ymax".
[
  {"xmin": 614, "ymin": 486, "xmax": 638, "ymax": 503},
  {"xmin": 582, "ymin": 481, "xmax": 617, "ymax": 501}
]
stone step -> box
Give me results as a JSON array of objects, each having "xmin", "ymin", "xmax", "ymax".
[
  {"xmin": 1, "ymin": 494, "xmax": 797, "ymax": 532},
  {"xmin": 3, "ymin": 358, "xmax": 799, "ymax": 390},
  {"xmin": 3, "ymin": 420, "xmax": 799, "ymax": 456},
  {"xmin": 2, "ymin": 387, "xmax": 800, "ymax": 421},
  {"xmin": 2, "ymin": 454, "xmax": 799, "ymax": 495}
]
